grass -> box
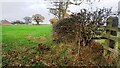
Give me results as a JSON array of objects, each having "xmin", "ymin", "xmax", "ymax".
[
  {"xmin": 2, "ymin": 25, "xmax": 120, "ymax": 66},
  {"xmin": 2, "ymin": 25, "xmax": 52, "ymax": 52},
  {"xmin": 2, "ymin": 25, "xmax": 120, "ymax": 52}
]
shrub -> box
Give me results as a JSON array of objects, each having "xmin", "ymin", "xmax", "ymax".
[{"xmin": 53, "ymin": 8, "xmax": 111, "ymax": 46}]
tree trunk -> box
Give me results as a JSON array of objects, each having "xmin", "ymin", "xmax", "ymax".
[
  {"xmin": 36, "ymin": 20, "xmax": 39, "ymax": 25},
  {"xmin": 37, "ymin": 22, "xmax": 39, "ymax": 25}
]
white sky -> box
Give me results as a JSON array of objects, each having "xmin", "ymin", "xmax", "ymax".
[{"xmin": 0, "ymin": 0, "xmax": 120, "ymax": 24}]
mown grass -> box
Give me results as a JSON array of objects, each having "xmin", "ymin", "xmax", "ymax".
[{"xmin": 2, "ymin": 25, "xmax": 52, "ymax": 52}]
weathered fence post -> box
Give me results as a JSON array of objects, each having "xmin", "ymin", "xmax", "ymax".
[
  {"xmin": 104, "ymin": 16, "xmax": 120, "ymax": 66},
  {"xmin": 111, "ymin": 17, "xmax": 120, "ymax": 67},
  {"xmin": 107, "ymin": 17, "xmax": 113, "ymax": 47},
  {"xmin": 103, "ymin": 17, "xmax": 113, "ymax": 57},
  {"xmin": 110, "ymin": 17, "xmax": 118, "ymax": 49},
  {"xmin": 105, "ymin": 16, "xmax": 119, "ymax": 49}
]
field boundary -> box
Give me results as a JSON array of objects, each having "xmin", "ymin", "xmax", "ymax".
[{"xmin": 93, "ymin": 17, "xmax": 120, "ymax": 66}]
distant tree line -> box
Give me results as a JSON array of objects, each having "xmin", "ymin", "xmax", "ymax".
[{"xmin": 12, "ymin": 14, "xmax": 45, "ymax": 25}]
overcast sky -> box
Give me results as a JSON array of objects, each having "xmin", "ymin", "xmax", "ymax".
[{"xmin": 0, "ymin": 0, "xmax": 120, "ymax": 24}]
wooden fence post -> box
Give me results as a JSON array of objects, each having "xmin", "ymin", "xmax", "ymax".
[
  {"xmin": 105, "ymin": 16, "xmax": 118, "ymax": 49},
  {"xmin": 110, "ymin": 17, "xmax": 118, "ymax": 49},
  {"xmin": 103, "ymin": 17, "xmax": 113, "ymax": 61},
  {"xmin": 105, "ymin": 16, "xmax": 120, "ymax": 67},
  {"xmin": 112, "ymin": 17, "xmax": 120, "ymax": 67},
  {"xmin": 103, "ymin": 17, "xmax": 113, "ymax": 57}
]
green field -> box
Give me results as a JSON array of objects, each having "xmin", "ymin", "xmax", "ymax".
[
  {"xmin": 2, "ymin": 25, "xmax": 120, "ymax": 52},
  {"xmin": 2, "ymin": 25, "xmax": 52, "ymax": 52}
]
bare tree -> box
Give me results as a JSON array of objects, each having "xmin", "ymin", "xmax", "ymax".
[
  {"xmin": 32, "ymin": 14, "xmax": 45, "ymax": 25},
  {"xmin": 45, "ymin": 0, "xmax": 101, "ymax": 20}
]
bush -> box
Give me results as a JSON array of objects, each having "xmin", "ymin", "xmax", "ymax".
[{"xmin": 53, "ymin": 8, "xmax": 111, "ymax": 46}]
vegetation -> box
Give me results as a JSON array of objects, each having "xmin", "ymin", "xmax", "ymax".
[
  {"xmin": 32, "ymin": 14, "xmax": 45, "ymax": 25},
  {"xmin": 23, "ymin": 16, "xmax": 32, "ymax": 24},
  {"xmin": 1, "ymin": 0, "xmax": 119, "ymax": 67},
  {"xmin": 2, "ymin": 25, "xmax": 120, "ymax": 66},
  {"xmin": 49, "ymin": 17, "xmax": 58, "ymax": 24},
  {"xmin": 12, "ymin": 20, "xmax": 25, "ymax": 24},
  {"xmin": 46, "ymin": 0, "xmax": 101, "ymax": 20},
  {"xmin": 53, "ymin": 8, "xmax": 111, "ymax": 46},
  {"xmin": 2, "ymin": 25, "xmax": 52, "ymax": 52}
]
